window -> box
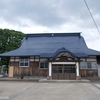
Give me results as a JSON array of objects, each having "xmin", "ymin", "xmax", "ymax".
[
  {"xmin": 87, "ymin": 62, "xmax": 97, "ymax": 69},
  {"xmin": 39, "ymin": 62, "xmax": 48, "ymax": 69},
  {"xmin": 91, "ymin": 62, "xmax": 98, "ymax": 69},
  {"xmin": 80, "ymin": 62, "xmax": 87, "ymax": 69},
  {"xmin": 80, "ymin": 62, "xmax": 98, "ymax": 69},
  {"xmin": 87, "ymin": 62, "xmax": 91, "ymax": 68},
  {"xmin": 19, "ymin": 58, "xmax": 29, "ymax": 67}
]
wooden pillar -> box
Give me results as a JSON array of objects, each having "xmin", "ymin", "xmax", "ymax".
[
  {"xmin": 76, "ymin": 62, "xmax": 80, "ymax": 80},
  {"xmin": 48, "ymin": 62, "xmax": 52, "ymax": 80}
]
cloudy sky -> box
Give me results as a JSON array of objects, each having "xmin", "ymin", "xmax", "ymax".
[{"xmin": 0, "ymin": 0, "xmax": 100, "ymax": 51}]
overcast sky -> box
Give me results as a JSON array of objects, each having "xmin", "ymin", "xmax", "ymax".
[{"xmin": 0, "ymin": 0, "xmax": 100, "ymax": 51}]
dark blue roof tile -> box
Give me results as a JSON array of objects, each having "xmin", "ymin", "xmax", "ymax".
[{"xmin": 0, "ymin": 33, "xmax": 100, "ymax": 58}]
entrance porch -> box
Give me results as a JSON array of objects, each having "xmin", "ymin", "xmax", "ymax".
[{"xmin": 48, "ymin": 62, "xmax": 80, "ymax": 80}]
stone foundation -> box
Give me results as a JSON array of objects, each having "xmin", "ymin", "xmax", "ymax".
[
  {"xmin": 48, "ymin": 76, "xmax": 52, "ymax": 80},
  {"xmin": 76, "ymin": 76, "xmax": 80, "ymax": 80}
]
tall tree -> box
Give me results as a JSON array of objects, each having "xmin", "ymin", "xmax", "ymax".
[{"xmin": 0, "ymin": 29, "xmax": 25, "ymax": 67}]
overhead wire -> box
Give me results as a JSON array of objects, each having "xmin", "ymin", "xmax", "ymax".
[{"xmin": 83, "ymin": 0, "xmax": 100, "ymax": 34}]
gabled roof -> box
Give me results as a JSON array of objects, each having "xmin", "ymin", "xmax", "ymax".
[{"xmin": 0, "ymin": 32, "xmax": 100, "ymax": 58}]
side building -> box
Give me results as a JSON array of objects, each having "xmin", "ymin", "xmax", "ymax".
[{"xmin": 0, "ymin": 33, "xmax": 100, "ymax": 80}]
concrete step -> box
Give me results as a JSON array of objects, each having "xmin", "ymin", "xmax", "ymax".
[
  {"xmin": 0, "ymin": 77, "xmax": 39, "ymax": 82},
  {"xmin": 39, "ymin": 79, "xmax": 90, "ymax": 83},
  {"xmin": 0, "ymin": 77, "xmax": 92, "ymax": 83}
]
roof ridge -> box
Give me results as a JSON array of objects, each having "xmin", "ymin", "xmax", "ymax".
[{"xmin": 26, "ymin": 32, "xmax": 81, "ymax": 38}]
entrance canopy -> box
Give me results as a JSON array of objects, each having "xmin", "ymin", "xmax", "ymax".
[{"xmin": 52, "ymin": 47, "xmax": 88, "ymax": 58}]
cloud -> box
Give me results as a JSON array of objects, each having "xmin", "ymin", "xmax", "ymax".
[
  {"xmin": 0, "ymin": 0, "xmax": 92, "ymax": 26},
  {"xmin": 0, "ymin": 0, "xmax": 66, "ymax": 26},
  {"xmin": 0, "ymin": 0, "xmax": 100, "ymax": 50}
]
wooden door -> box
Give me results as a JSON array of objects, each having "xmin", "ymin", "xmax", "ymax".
[{"xmin": 8, "ymin": 66, "xmax": 14, "ymax": 77}]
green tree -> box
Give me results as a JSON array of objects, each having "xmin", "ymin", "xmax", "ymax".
[{"xmin": 0, "ymin": 29, "xmax": 25, "ymax": 68}]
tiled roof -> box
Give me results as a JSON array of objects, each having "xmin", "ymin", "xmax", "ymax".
[{"xmin": 0, "ymin": 33, "xmax": 100, "ymax": 58}]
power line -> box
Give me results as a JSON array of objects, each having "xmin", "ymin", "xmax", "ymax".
[{"xmin": 83, "ymin": 0, "xmax": 100, "ymax": 34}]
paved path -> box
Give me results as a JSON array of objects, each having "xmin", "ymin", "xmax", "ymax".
[{"xmin": 0, "ymin": 82, "xmax": 100, "ymax": 100}]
